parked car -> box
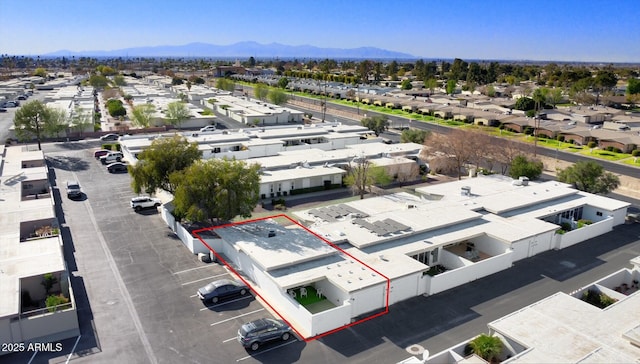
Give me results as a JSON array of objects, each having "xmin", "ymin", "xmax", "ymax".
[
  {"xmin": 200, "ymin": 125, "xmax": 216, "ymax": 132},
  {"xmin": 100, "ymin": 133, "xmax": 120, "ymax": 141},
  {"xmin": 197, "ymin": 279, "xmax": 249, "ymax": 303},
  {"xmin": 107, "ymin": 162, "xmax": 128, "ymax": 173},
  {"xmin": 130, "ymin": 196, "xmax": 162, "ymax": 211},
  {"xmin": 16, "ymin": 95, "xmax": 27, "ymax": 100},
  {"xmin": 0, "ymin": 108, "xmax": 6, "ymax": 113},
  {"xmin": 93, "ymin": 149, "xmax": 111, "ymax": 159},
  {"xmin": 237, "ymin": 318, "xmax": 292, "ymax": 351},
  {"xmin": 3, "ymin": 101, "xmax": 18, "ymax": 108},
  {"xmin": 100, "ymin": 152, "xmax": 123, "ymax": 164},
  {"xmin": 66, "ymin": 180, "xmax": 82, "ymax": 199}
]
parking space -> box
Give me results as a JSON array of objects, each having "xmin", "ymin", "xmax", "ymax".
[{"xmin": 34, "ymin": 143, "xmax": 310, "ymax": 363}]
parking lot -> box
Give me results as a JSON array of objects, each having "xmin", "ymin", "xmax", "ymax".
[{"xmin": 7, "ymin": 140, "xmax": 640, "ymax": 364}]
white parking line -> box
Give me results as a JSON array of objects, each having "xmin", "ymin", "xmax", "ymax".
[
  {"xmin": 190, "ymin": 294, "xmax": 198, "ymax": 298},
  {"xmin": 236, "ymin": 339, "xmax": 299, "ymax": 361},
  {"xmin": 27, "ymin": 351, "xmax": 38, "ymax": 364},
  {"xmin": 180, "ymin": 272, "xmax": 229, "ymax": 286},
  {"xmin": 199, "ymin": 295, "xmax": 253, "ymax": 311},
  {"xmin": 210, "ymin": 309, "xmax": 264, "ymax": 326},
  {"xmin": 223, "ymin": 336, "xmax": 239, "ymax": 343},
  {"xmin": 172, "ymin": 265, "xmax": 210, "ymax": 275},
  {"xmin": 65, "ymin": 335, "xmax": 82, "ymax": 364}
]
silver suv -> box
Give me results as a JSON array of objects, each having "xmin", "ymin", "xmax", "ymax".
[
  {"xmin": 66, "ymin": 180, "xmax": 82, "ymax": 199},
  {"xmin": 130, "ymin": 196, "xmax": 162, "ymax": 211}
]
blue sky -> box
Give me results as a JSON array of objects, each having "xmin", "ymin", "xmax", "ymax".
[{"xmin": 1, "ymin": 0, "xmax": 638, "ymax": 62}]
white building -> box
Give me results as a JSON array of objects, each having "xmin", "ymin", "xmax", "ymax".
[
  {"xmin": 190, "ymin": 174, "xmax": 628, "ymax": 338},
  {"xmin": 0, "ymin": 146, "xmax": 79, "ymax": 354},
  {"xmin": 418, "ymin": 256, "xmax": 640, "ymax": 363}
]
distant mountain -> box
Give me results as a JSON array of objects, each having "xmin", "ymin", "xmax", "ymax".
[{"xmin": 45, "ymin": 41, "xmax": 415, "ymax": 59}]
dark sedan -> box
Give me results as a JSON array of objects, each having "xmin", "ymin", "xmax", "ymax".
[
  {"xmin": 197, "ymin": 279, "xmax": 249, "ymax": 304},
  {"xmin": 107, "ymin": 162, "xmax": 128, "ymax": 173},
  {"xmin": 238, "ymin": 318, "xmax": 292, "ymax": 351}
]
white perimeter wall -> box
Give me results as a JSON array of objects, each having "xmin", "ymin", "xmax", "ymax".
[
  {"xmin": 555, "ymin": 217, "xmax": 614, "ymax": 250},
  {"xmin": 389, "ymin": 274, "xmax": 421, "ymax": 305},
  {"xmin": 350, "ymin": 283, "xmax": 387, "ymax": 317},
  {"xmin": 510, "ymin": 231, "xmax": 555, "ymax": 262},
  {"xmin": 427, "ymin": 250, "xmax": 513, "ymax": 295}
]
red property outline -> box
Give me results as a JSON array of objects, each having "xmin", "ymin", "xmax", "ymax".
[{"xmin": 192, "ymin": 214, "xmax": 391, "ymax": 342}]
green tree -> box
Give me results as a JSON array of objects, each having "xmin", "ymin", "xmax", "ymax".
[
  {"xmin": 113, "ymin": 74, "xmax": 127, "ymax": 86},
  {"xmin": 13, "ymin": 100, "xmax": 56, "ymax": 150},
  {"xmin": 88, "ymin": 74, "xmax": 109, "ymax": 88},
  {"xmin": 360, "ymin": 115, "xmax": 389, "ymax": 136},
  {"xmin": 171, "ymin": 159, "xmax": 261, "ymax": 224},
  {"xmin": 33, "ymin": 67, "xmax": 47, "ymax": 78},
  {"xmin": 254, "ymin": 83, "xmax": 269, "ymax": 100},
  {"xmin": 400, "ymin": 79, "xmax": 412, "ymax": 90},
  {"xmin": 41, "ymin": 273, "xmax": 58, "ymax": 296},
  {"xmin": 627, "ymin": 78, "xmax": 640, "ymax": 95},
  {"xmin": 130, "ymin": 135, "xmax": 202, "ymax": 195},
  {"xmin": 215, "ymin": 78, "xmax": 236, "ymax": 92},
  {"xmin": 268, "ymin": 89, "xmax": 288, "ymax": 105},
  {"xmin": 424, "ymin": 78, "xmax": 438, "ymax": 94},
  {"xmin": 43, "ymin": 108, "xmax": 68, "ymax": 138},
  {"xmin": 515, "ymin": 97, "xmax": 535, "ymax": 111},
  {"xmin": 171, "ymin": 77, "xmax": 184, "ymax": 85},
  {"xmin": 557, "ymin": 160, "xmax": 621, "ymax": 194},
  {"xmin": 131, "ymin": 104, "xmax": 155, "ymax": 128},
  {"xmin": 446, "ymin": 79, "xmax": 457, "ymax": 95},
  {"xmin": 277, "ymin": 77, "xmax": 290, "ymax": 89},
  {"xmin": 165, "ymin": 101, "xmax": 191, "ymax": 129},
  {"xmin": 400, "ymin": 129, "xmax": 429, "ymax": 144},
  {"xmin": 508, "ymin": 155, "xmax": 543, "ymax": 180},
  {"xmin": 343, "ymin": 157, "xmax": 391, "ymax": 199},
  {"xmin": 468, "ymin": 334, "xmax": 503, "ymax": 362},
  {"xmin": 547, "ymin": 88, "xmax": 564, "ymax": 108},
  {"xmin": 70, "ymin": 107, "xmax": 92, "ymax": 137}
]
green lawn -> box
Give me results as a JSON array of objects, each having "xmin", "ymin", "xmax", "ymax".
[
  {"xmin": 290, "ymin": 286, "xmax": 324, "ymax": 306},
  {"xmin": 578, "ymin": 149, "xmax": 630, "ymax": 161},
  {"xmin": 621, "ymin": 157, "xmax": 640, "ymax": 166}
]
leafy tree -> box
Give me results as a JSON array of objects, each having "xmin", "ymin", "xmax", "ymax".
[
  {"xmin": 515, "ymin": 96, "xmax": 535, "ymax": 111},
  {"xmin": 129, "ymin": 135, "xmax": 202, "ymax": 195},
  {"xmin": 446, "ymin": 79, "xmax": 457, "ymax": 95},
  {"xmin": 627, "ymin": 78, "xmax": 640, "ymax": 95},
  {"xmin": 43, "ymin": 108, "xmax": 68, "ymax": 138},
  {"xmin": 400, "ymin": 79, "xmax": 412, "ymax": 90},
  {"xmin": 254, "ymin": 83, "xmax": 269, "ymax": 100},
  {"xmin": 13, "ymin": 100, "xmax": 57, "ymax": 150},
  {"xmin": 557, "ymin": 160, "xmax": 620, "ymax": 194},
  {"xmin": 171, "ymin": 77, "xmax": 184, "ymax": 85},
  {"xmin": 33, "ymin": 67, "xmax": 47, "ymax": 78},
  {"xmin": 468, "ymin": 334, "xmax": 503, "ymax": 362},
  {"xmin": 508, "ymin": 155, "xmax": 543, "ymax": 180},
  {"xmin": 106, "ymin": 99, "xmax": 127, "ymax": 117},
  {"xmin": 88, "ymin": 74, "xmax": 109, "ymax": 88},
  {"xmin": 360, "ymin": 115, "xmax": 389, "ymax": 136},
  {"xmin": 113, "ymin": 74, "xmax": 127, "ymax": 86},
  {"xmin": 343, "ymin": 157, "xmax": 391, "ymax": 199},
  {"xmin": 268, "ymin": 89, "xmax": 288, "ymax": 105},
  {"xmin": 247, "ymin": 56, "xmax": 256, "ymax": 67},
  {"xmin": 277, "ymin": 77, "xmax": 289, "ymax": 89},
  {"xmin": 96, "ymin": 65, "xmax": 116, "ymax": 76},
  {"xmin": 165, "ymin": 101, "xmax": 191, "ymax": 129},
  {"xmin": 532, "ymin": 88, "xmax": 549, "ymax": 113},
  {"xmin": 70, "ymin": 107, "xmax": 92, "ymax": 137},
  {"xmin": 171, "ymin": 159, "xmax": 261, "ymax": 224},
  {"xmin": 41, "ymin": 273, "xmax": 58, "ymax": 295},
  {"xmin": 400, "ymin": 129, "xmax": 429, "ymax": 144},
  {"xmin": 547, "ymin": 88, "xmax": 564, "ymax": 108},
  {"xmin": 131, "ymin": 104, "xmax": 155, "ymax": 128},
  {"xmin": 424, "ymin": 78, "xmax": 438, "ymax": 94},
  {"xmin": 215, "ymin": 78, "xmax": 236, "ymax": 92}
]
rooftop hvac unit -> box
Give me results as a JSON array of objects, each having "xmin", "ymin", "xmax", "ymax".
[{"xmin": 461, "ymin": 186, "xmax": 471, "ymax": 196}]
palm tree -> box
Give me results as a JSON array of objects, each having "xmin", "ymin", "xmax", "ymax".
[{"xmin": 469, "ymin": 334, "xmax": 503, "ymax": 362}]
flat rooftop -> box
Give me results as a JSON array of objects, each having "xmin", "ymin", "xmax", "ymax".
[
  {"xmin": 489, "ymin": 292, "xmax": 640, "ymax": 362},
  {"xmin": 0, "ymin": 146, "xmax": 65, "ymax": 318},
  {"xmin": 213, "ymin": 220, "xmax": 338, "ymax": 272}
]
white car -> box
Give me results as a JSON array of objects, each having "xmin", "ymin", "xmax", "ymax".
[
  {"xmin": 130, "ymin": 196, "xmax": 162, "ymax": 211},
  {"xmin": 100, "ymin": 152, "xmax": 123, "ymax": 164},
  {"xmin": 200, "ymin": 125, "xmax": 216, "ymax": 132}
]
